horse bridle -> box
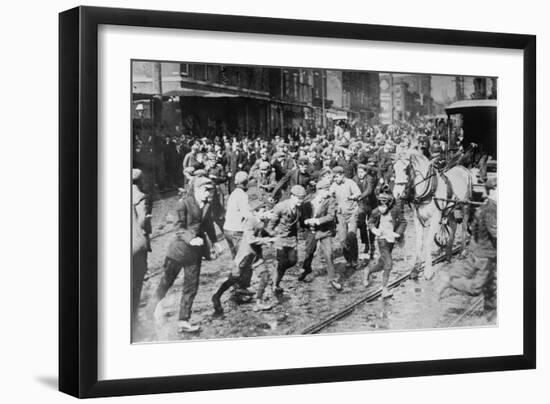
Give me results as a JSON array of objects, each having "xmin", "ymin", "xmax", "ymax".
[{"xmin": 396, "ymin": 157, "xmax": 438, "ymax": 205}]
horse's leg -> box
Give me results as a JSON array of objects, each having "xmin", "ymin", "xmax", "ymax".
[
  {"xmin": 410, "ymin": 211, "xmax": 423, "ymax": 280},
  {"xmin": 446, "ymin": 212, "xmax": 457, "ymax": 262},
  {"xmin": 423, "ymin": 208, "xmax": 440, "ymax": 281},
  {"xmin": 460, "ymin": 203, "xmax": 470, "ymax": 255}
]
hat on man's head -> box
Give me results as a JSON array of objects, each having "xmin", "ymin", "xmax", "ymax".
[
  {"xmin": 234, "ymin": 171, "xmax": 249, "ymax": 185},
  {"xmin": 272, "ymin": 152, "xmax": 285, "ymax": 159},
  {"xmin": 316, "ymin": 178, "xmax": 331, "ymax": 191},
  {"xmin": 357, "ymin": 163, "xmax": 368, "ymax": 171},
  {"xmin": 298, "ymin": 157, "xmax": 309, "ymax": 166},
  {"xmin": 320, "ymin": 167, "xmax": 332, "ymax": 177},
  {"xmin": 193, "ymin": 176, "xmax": 214, "ymax": 190},
  {"xmin": 290, "ymin": 185, "xmax": 307, "ymax": 198},
  {"xmin": 332, "ymin": 166, "xmax": 344, "ymax": 174},
  {"xmin": 377, "ymin": 185, "xmax": 394, "ymax": 203}
]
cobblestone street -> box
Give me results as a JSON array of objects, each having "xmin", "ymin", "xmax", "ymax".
[{"xmin": 133, "ymin": 193, "xmax": 494, "ymax": 343}]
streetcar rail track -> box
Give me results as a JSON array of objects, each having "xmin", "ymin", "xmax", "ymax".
[
  {"xmin": 447, "ymin": 295, "xmax": 485, "ymax": 327},
  {"xmin": 146, "ymin": 220, "xmax": 484, "ymax": 331},
  {"xmin": 296, "ymin": 247, "xmax": 462, "ymax": 335}
]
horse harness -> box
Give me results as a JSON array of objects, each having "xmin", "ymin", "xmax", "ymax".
[{"xmin": 409, "ymin": 161, "xmax": 459, "ymax": 228}]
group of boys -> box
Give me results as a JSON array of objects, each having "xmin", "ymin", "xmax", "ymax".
[
  {"xmin": 141, "ymin": 150, "xmax": 408, "ymax": 333},
  {"xmin": 132, "ymin": 123, "xmax": 495, "ymax": 335}
]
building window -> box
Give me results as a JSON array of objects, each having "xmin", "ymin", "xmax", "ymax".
[{"xmin": 179, "ymin": 63, "xmax": 189, "ymax": 77}]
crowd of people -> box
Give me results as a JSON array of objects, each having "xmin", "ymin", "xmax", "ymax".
[
  {"xmin": 132, "ymin": 118, "xmax": 462, "ymax": 196},
  {"xmin": 131, "ymin": 118, "xmax": 496, "ymax": 335}
]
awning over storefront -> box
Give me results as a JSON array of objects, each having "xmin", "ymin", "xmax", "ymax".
[
  {"xmin": 164, "ymin": 89, "xmax": 239, "ymax": 98},
  {"xmin": 445, "ymin": 99, "xmax": 497, "ymax": 114}
]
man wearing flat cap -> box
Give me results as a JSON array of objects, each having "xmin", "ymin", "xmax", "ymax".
[
  {"xmin": 366, "ymin": 185, "xmax": 407, "ymax": 297},
  {"xmin": 271, "ymin": 151, "xmax": 290, "ymax": 181},
  {"xmin": 354, "ymin": 162, "xmax": 378, "ymax": 258},
  {"xmin": 299, "ymin": 178, "xmax": 342, "ymax": 290},
  {"xmin": 330, "ymin": 166, "xmax": 362, "ymax": 268},
  {"xmin": 337, "ymin": 147, "xmax": 357, "ymax": 179},
  {"xmin": 271, "ymin": 157, "xmax": 313, "ymax": 202},
  {"xmin": 149, "ymin": 176, "xmax": 223, "ymax": 333},
  {"xmin": 439, "ymin": 176, "xmax": 497, "ymax": 318},
  {"xmin": 248, "ymin": 160, "xmax": 277, "ymax": 207},
  {"xmin": 266, "ymin": 184, "xmax": 307, "ymax": 295}
]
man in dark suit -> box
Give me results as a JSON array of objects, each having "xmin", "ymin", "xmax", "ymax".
[
  {"xmin": 226, "ymin": 143, "xmax": 247, "ymax": 193},
  {"xmin": 265, "ymin": 185, "xmax": 306, "ymax": 294},
  {"xmin": 354, "ymin": 162, "xmax": 378, "ymax": 257},
  {"xmin": 148, "ymin": 177, "xmax": 222, "ymax": 333},
  {"xmin": 298, "ymin": 178, "xmax": 342, "ymax": 290},
  {"xmin": 270, "ymin": 157, "xmax": 314, "ymax": 202}
]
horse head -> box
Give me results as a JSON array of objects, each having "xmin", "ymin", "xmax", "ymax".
[{"xmin": 392, "ymin": 153, "xmax": 414, "ymax": 201}]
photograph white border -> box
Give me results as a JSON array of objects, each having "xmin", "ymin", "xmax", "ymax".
[{"xmin": 98, "ymin": 24, "xmax": 523, "ymax": 381}]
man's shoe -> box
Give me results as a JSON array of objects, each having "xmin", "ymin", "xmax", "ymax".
[
  {"xmin": 330, "ymin": 280, "xmax": 343, "ymax": 291},
  {"xmin": 253, "ymin": 301, "xmax": 273, "ymax": 311},
  {"xmin": 177, "ymin": 320, "xmax": 200, "ymax": 333},
  {"xmin": 298, "ymin": 269, "xmax": 312, "ymax": 282},
  {"xmin": 212, "ymin": 294, "xmax": 223, "ymax": 316},
  {"xmin": 381, "ymin": 287, "xmax": 393, "ymax": 299},
  {"xmin": 234, "ymin": 288, "xmax": 255, "ymax": 296},
  {"xmin": 363, "ymin": 272, "xmax": 371, "ymax": 288}
]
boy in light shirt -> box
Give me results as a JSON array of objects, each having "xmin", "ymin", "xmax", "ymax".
[
  {"xmin": 212, "ymin": 201, "xmax": 275, "ymax": 316},
  {"xmin": 365, "ymin": 186, "xmax": 407, "ymax": 298}
]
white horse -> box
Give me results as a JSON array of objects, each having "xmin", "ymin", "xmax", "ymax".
[{"xmin": 392, "ymin": 151, "xmax": 473, "ymax": 280}]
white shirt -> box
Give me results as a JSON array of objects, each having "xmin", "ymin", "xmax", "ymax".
[
  {"xmin": 378, "ymin": 213, "xmax": 396, "ymax": 243},
  {"xmin": 223, "ymin": 187, "xmax": 252, "ymax": 232},
  {"xmin": 330, "ymin": 178, "xmax": 360, "ymax": 214}
]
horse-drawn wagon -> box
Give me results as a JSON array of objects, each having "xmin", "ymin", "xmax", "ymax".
[{"xmin": 445, "ymin": 99, "xmax": 497, "ymax": 199}]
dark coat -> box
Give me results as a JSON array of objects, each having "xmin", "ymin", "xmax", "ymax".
[
  {"xmin": 248, "ymin": 170, "xmax": 277, "ymax": 204},
  {"xmin": 266, "ymin": 199, "xmax": 300, "ymax": 248},
  {"xmin": 271, "ymin": 168, "xmax": 313, "ymax": 201},
  {"xmin": 300, "ymin": 195, "xmax": 336, "ymax": 240},
  {"xmin": 225, "ymin": 149, "xmax": 237, "ymax": 174},
  {"xmin": 166, "ymin": 196, "xmax": 217, "ymax": 263},
  {"xmin": 337, "ymin": 158, "xmax": 357, "ymax": 179},
  {"xmin": 368, "ymin": 200, "xmax": 407, "ymax": 242},
  {"xmin": 164, "ymin": 141, "xmax": 179, "ymax": 171},
  {"xmin": 354, "ymin": 173, "xmax": 378, "ymax": 212}
]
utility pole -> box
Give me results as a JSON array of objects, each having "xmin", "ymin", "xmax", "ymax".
[
  {"xmin": 280, "ymin": 68, "xmax": 284, "ymax": 135},
  {"xmin": 321, "ymin": 70, "xmax": 326, "ymax": 129},
  {"xmin": 152, "ymin": 62, "xmax": 163, "ymax": 131},
  {"xmin": 390, "ymin": 73, "xmax": 394, "ymax": 124}
]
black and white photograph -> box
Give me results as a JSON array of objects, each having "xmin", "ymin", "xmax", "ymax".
[{"xmin": 131, "ymin": 60, "xmax": 498, "ymax": 343}]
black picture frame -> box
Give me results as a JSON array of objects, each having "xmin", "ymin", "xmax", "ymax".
[{"xmin": 59, "ymin": 5, "xmax": 536, "ymax": 398}]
